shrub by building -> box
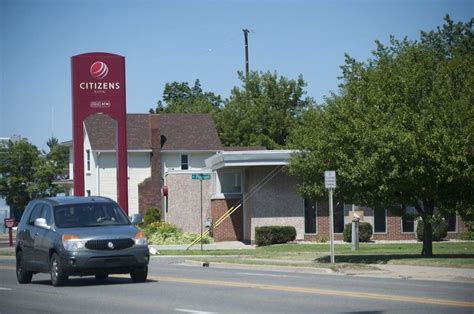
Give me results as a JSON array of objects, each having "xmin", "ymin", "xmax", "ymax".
[
  {"xmin": 343, "ymin": 222, "xmax": 373, "ymax": 242},
  {"xmin": 416, "ymin": 215, "xmax": 448, "ymax": 242},
  {"xmin": 143, "ymin": 207, "xmax": 162, "ymax": 226},
  {"xmin": 255, "ymin": 226, "xmax": 296, "ymax": 246}
]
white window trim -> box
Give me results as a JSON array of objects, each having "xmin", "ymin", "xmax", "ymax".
[
  {"xmin": 447, "ymin": 215, "xmax": 458, "ymax": 233},
  {"xmin": 373, "ymin": 208, "xmax": 388, "ymax": 234},
  {"xmin": 333, "ymin": 203, "xmax": 346, "ymax": 234},
  {"xmin": 304, "ymin": 199, "xmax": 317, "ymax": 235},
  {"xmin": 401, "ymin": 217, "xmax": 416, "ymax": 234},
  {"xmin": 180, "ymin": 153, "xmax": 190, "ymax": 170},
  {"xmin": 85, "ymin": 149, "xmax": 91, "ymax": 174},
  {"xmin": 215, "ymin": 169, "xmax": 244, "ymax": 197}
]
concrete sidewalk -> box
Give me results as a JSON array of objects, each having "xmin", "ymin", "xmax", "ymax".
[{"xmin": 332, "ymin": 263, "xmax": 474, "ymax": 283}]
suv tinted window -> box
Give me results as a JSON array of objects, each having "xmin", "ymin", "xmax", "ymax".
[
  {"xmin": 54, "ymin": 202, "xmax": 130, "ymax": 228},
  {"xmin": 28, "ymin": 204, "xmax": 44, "ymax": 225}
]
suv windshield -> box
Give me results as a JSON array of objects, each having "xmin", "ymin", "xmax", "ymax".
[{"xmin": 54, "ymin": 202, "xmax": 130, "ymax": 228}]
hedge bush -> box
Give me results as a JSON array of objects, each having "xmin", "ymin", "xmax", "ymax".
[
  {"xmin": 343, "ymin": 222, "xmax": 373, "ymax": 242},
  {"xmin": 416, "ymin": 216, "xmax": 448, "ymax": 242},
  {"xmin": 143, "ymin": 221, "xmax": 212, "ymax": 245},
  {"xmin": 255, "ymin": 226, "xmax": 296, "ymax": 246},
  {"xmin": 143, "ymin": 207, "xmax": 162, "ymax": 226},
  {"xmin": 459, "ymin": 231, "xmax": 474, "ymax": 240}
]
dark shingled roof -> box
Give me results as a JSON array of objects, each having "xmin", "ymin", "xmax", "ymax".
[
  {"xmin": 84, "ymin": 114, "xmax": 150, "ymax": 151},
  {"xmin": 160, "ymin": 114, "xmax": 222, "ymax": 151},
  {"xmin": 84, "ymin": 113, "xmax": 222, "ymax": 151}
]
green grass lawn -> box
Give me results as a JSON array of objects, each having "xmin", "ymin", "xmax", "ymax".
[{"xmin": 158, "ymin": 242, "xmax": 474, "ymax": 269}]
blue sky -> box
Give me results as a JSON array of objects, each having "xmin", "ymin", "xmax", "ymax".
[{"xmin": 0, "ymin": 0, "xmax": 472, "ymax": 150}]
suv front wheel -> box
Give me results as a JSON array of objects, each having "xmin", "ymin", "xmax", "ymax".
[
  {"xmin": 16, "ymin": 251, "xmax": 33, "ymax": 284},
  {"xmin": 50, "ymin": 253, "xmax": 68, "ymax": 287},
  {"xmin": 130, "ymin": 266, "xmax": 148, "ymax": 283}
]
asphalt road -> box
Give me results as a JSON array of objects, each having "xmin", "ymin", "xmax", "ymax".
[{"xmin": 0, "ymin": 256, "xmax": 473, "ymax": 314}]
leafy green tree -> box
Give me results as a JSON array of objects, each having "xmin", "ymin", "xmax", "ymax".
[
  {"xmin": 289, "ymin": 16, "xmax": 473, "ymax": 256},
  {"xmin": 46, "ymin": 136, "xmax": 69, "ymax": 178},
  {"xmin": 150, "ymin": 79, "xmax": 223, "ymax": 114},
  {"xmin": 216, "ymin": 71, "xmax": 314, "ymax": 149},
  {"xmin": 0, "ymin": 139, "xmax": 64, "ymax": 215}
]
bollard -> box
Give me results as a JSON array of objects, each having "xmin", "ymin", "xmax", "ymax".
[{"xmin": 351, "ymin": 217, "xmax": 360, "ymax": 251}]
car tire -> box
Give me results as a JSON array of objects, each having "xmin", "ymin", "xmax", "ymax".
[
  {"xmin": 95, "ymin": 272, "xmax": 108, "ymax": 281},
  {"xmin": 50, "ymin": 253, "xmax": 67, "ymax": 287},
  {"xmin": 130, "ymin": 266, "xmax": 148, "ymax": 283},
  {"xmin": 16, "ymin": 251, "xmax": 33, "ymax": 284}
]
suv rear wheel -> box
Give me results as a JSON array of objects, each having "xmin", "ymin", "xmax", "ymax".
[
  {"xmin": 16, "ymin": 251, "xmax": 33, "ymax": 284},
  {"xmin": 50, "ymin": 253, "xmax": 67, "ymax": 287},
  {"xmin": 130, "ymin": 266, "xmax": 148, "ymax": 283}
]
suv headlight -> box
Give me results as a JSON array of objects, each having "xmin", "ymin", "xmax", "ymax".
[
  {"xmin": 134, "ymin": 231, "xmax": 148, "ymax": 246},
  {"xmin": 62, "ymin": 234, "xmax": 87, "ymax": 251}
]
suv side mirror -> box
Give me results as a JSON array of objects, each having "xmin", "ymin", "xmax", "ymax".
[
  {"xmin": 131, "ymin": 214, "xmax": 143, "ymax": 225},
  {"xmin": 34, "ymin": 218, "xmax": 51, "ymax": 230}
]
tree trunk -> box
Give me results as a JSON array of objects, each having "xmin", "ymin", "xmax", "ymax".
[{"xmin": 421, "ymin": 217, "xmax": 433, "ymax": 257}]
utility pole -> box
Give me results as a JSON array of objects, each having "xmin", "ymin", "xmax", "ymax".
[{"xmin": 242, "ymin": 29, "xmax": 250, "ymax": 79}]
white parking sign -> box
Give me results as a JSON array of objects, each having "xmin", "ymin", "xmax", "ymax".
[{"xmin": 324, "ymin": 171, "xmax": 336, "ymax": 189}]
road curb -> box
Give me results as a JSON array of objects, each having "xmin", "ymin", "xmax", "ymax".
[{"xmin": 181, "ymin": 259, "xmax": 335, "ymax": 274}]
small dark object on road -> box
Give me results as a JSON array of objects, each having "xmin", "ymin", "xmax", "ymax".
[{"xmin": 203, "ymin": 262, "xmax": 210, "ymax": 267}]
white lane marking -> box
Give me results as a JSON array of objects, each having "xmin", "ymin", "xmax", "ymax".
[
  {"xmin": 236, "ymin": 272, "xmax": 295, "ymax": 278},
  {"xmin": 175, "ymin": 309, "xmax": 215, "ymax": 314},
  {"xmin": 0, "ymin": 287, "xmax": 12, "ymax": 291}
]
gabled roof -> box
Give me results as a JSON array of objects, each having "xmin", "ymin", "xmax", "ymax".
[
  {"xmin": 84, "ymin": 114, "xmax": 151, "ymax": 151},
  {"xmin": 160, "ymin": 114, "xmax": 222, "ymax": 151},
  {"xmin": 83, "ymin": 113, "xmax": 222, "ymax": 152}
]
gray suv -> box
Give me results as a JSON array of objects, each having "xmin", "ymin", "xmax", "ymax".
[{"xmin": 15, "ymin": 196, "xmax": 149, "ymax": 286}]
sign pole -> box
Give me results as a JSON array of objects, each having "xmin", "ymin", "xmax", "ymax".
[
  {"xmin": 324, "ymin": 170, "xmax": 336, "ymax": 264},
  {"xmin": 329, "ymin": 188, "xmax": 335, "ymax": 264},
  {"xmin": 191, "ymin": 173, "xmax": 211, "ymax": 252},
  {"xmin": 200, "ymin": 178, "xmax": 203, "ymax": 252}
]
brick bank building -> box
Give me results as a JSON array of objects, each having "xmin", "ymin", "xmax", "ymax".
[{"xmin": 66, "ymin": 113, "xmax": 468, "ymax": 243}]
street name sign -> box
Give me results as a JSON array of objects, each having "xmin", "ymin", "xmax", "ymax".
[{"xmin": 192, "ymin": 173, "xmax": 211, "ymax": 180}]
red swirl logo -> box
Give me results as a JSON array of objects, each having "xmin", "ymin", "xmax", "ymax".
[{"xmin": 90, "ymin": 61, "xmax": 109, "ymax": 80}]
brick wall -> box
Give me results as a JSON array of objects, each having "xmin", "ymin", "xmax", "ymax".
[
  {"xmin": 166, "ymin": 173, "xmax": 213, "ymax": 234},
  {"xmin": 372, "ymin": 209, "xmax": 416, "ymax": 240},
  {"xmin": 138, "ymin": 115, "xmax": 161, "ymax": 216},
  {"xmin": 305, "ymin": 201, "xmax": 468, "ymax": 241},
  {"xmin": 245, "ymin": 166, "xmax": 305, "ymax": 241},
  {"xmin": 211, "ymin": 198, "xmax": 243, "ymax": 241}
]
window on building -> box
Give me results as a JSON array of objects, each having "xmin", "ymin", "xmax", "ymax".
[
  {"xmin": 181, "ymin": 154, "xmax": 189, "ymax": 170},
  {"xmin": 304, "ymin": 199, "xmax": 317, "ymax": 234},
  {"xmin": 220, "ymin": 171, "xmax": 242, "ymax": 194},
  {"xmin": 86, "ymin": 149, "xmax": 91, "ymax": 172},
  {"xmin": 333, "ymin": 202, "xmax": 345, "ymax": 233},
  {"xmin": 447, "ymin": 214, "xmax": 457, "ymax": 232},
  {"xmin": 374, "ymin": 208, "xmax": 387, "ymax": 233},
  {"xmin": 402, "ymin": 207, "xmax": 416, "ymax": 233}
]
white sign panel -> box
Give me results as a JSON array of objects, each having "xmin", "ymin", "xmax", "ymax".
[{"xmin": 324, "ymin": 170, "xmax": 336, "ymax": 189}]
